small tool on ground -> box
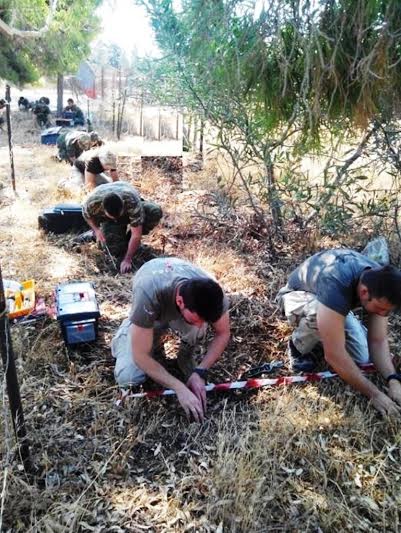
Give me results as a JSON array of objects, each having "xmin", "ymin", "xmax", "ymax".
[
  {"xmin": 102, "ymin": 242, "xmax": 118, "ymax": 271},
  {"xmin": 240, "ymin": 360, "xmax": 284, "ymax": 379}
]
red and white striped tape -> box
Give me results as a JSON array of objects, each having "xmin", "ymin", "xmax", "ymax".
[{"xmin": 118, "ymin": 363, "xmax": 376, "ymax": 403}]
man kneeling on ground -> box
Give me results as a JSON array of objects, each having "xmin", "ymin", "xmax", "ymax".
[
  {"xmin": 72, "ymin": 147, "xmax": 119, "ymax": 190},
  {"xmin": 83, "ymin": 181, "xmax": 162, "ymax": 274},
  {"xmin": 112, "ymin": 257, "xmax": 231, "ymax": 422},
  {"xmin": 277, "ymin": 248, "xmax": 401, "ymax": 416}
]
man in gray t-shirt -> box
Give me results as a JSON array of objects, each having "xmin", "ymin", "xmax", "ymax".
[
  {"xmin": 277, "ymin": 248, "xmax": 401, "ymax": 416},
  {"xmin": 112, "ymin": 257, "xmax": 230, "ymax": 422}
]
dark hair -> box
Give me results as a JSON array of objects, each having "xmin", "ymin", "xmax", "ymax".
[
  {"xmin": 179, "ymin": 278, "xmax": 224, "ymax": 323},
  {"xmin": 103, "ymin": 193, "xmax": 123, "ymax": 217},
  {"xmin": 361, "ymin": 265, "xmax": 401, "ymax": 307},
  {"xmin": 67, "ymin": 98, "xmax": 74, "ymax": 104}
]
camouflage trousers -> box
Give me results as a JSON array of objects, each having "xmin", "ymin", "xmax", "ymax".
[
  {"xmin": 102, "ymin": 200, "xmax": 163, "ymax": 258},
  {"xmin": 57, "ymin": 133, "xmax": 69, "ymax": 162},
  {"xmin": 36, "ymin": 114, "xmax": 51, "ymax": 128},
  {"xmin": 276, "ymin": 287, "xmax": 369, "ymax": 364}
]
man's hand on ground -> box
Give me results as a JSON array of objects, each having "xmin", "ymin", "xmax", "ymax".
[
  {"xmin": 176, "ymin": 385, "xmax": 204, "ymax": 423},
  {"xmin": 120, "ymin": 257, "xmax": 132, "ymax": 274},
  {"xmin": 187, "ymin": 372, "xmax": 207, "ymax": 414},
  {"xmin": 94, "ymin": 228, "xmax": 106, "ymax": 243},
  {"xmin": 388, "ymin": 380, "xmax": 401, "ymax": 406},
  {"xmin": 371, "ymin": 390, "xmax": 401, "ymax": 416}
]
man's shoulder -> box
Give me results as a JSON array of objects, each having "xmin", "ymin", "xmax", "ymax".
[
  {"xmin": 134, "ymin": 258, "xmax": 216, "ymax": 292},
  {"xmin": 301, "ymin": 248, "xmax": 377, "ymax": 274},
  {"xmin": 83, "ymin": 183, "xmax": 111, "ymax": 207}
]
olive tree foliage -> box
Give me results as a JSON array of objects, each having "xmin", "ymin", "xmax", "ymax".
[
  {"xmin": 0, "ymin": 0, "xmax": 101, "ymax": 85},
  {"xmin": 139, "ymin": 0, "xmax": 401, "ymax": 238}
]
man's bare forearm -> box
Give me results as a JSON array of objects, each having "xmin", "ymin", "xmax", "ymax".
[
  {"xmin": 124, "ymin": 235, "xmax": 141, "ymax": 262},
  {"xmin": 110, "ymin": 170, "xmax": 119, "ymax": 182},
  {"xmin": 85, "ymin": 171, "xmax": 96, "ymax": 190},
  {"xmin": 135, "ymin": 353, "xmax": 186, "ymax": 392},
  {"xmin": 369, "ymin": 339, "xmax": 396, "ymax": 380},
  {"xmin": 198, "ymin": 332, "xmax": 230, "ymax": 370},
  {"xmin": 84, "ymin": 216, "xmax": 98, "ymax": 232},
  {"xmin": 325, "ymin": 349, "xmax": 380, "ymax": 399}
]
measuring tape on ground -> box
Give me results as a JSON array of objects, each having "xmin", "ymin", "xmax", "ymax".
[{"xmin": 117, "ymin": 363, "xmax": 376, "ymax": 404}]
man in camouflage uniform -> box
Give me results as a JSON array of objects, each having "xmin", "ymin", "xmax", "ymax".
[
  {"xmin": 82, "ymin": 181, "xmax": 163, "ymax": 274},
  {"xmin": 64, "ymin": 98, "xmax": 85, "ymax": 126},
  {"xmin": 57, "ymin": 130, "xmax": 102, "ymax": 164},
  {"xmin": 57, "ymin": 130, "xmax": 92, "ymax": 164},
  {"xmin": 33, "ymin": 97, "xmax": 51, "ymax": 128},
  {"xmin": 18, "ymin": 96, "xmax": 31, "ymax": 110}
]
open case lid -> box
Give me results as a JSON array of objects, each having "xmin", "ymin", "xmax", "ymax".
[{"xmin": 56, "ymin": 281, "xmax": 100, "ymax": 321}]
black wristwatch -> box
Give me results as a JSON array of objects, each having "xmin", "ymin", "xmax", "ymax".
[
  {"xmin": 386, "ymin": 373, "xmax": 401, "ymax": 384},
  {"xmin": 193, "ymin": 367, "xmax": 208, "ymax": 381}
]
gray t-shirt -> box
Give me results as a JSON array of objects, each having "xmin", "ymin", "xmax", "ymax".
[
  {"xmin": 287, "ymin": 249, "xmax": 379, "ymax": 316},
  {"xmin": 129, "ymin": 257, "xmax": 229, "ymax": 327}
]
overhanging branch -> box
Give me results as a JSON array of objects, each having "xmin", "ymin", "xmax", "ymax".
[{"xmin": 0, "ymin": 0, "xmax": 58, "ymax": 38}]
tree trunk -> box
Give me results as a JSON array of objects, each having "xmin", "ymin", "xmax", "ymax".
[
  {"xmin": 57, "ymin": 73, "xmax": 63, "ymax": 116},
  {"xmin": 176, "ymin": 112, "xmax": 179, "ymax": 140},
  {"xmin": 139, "ymin": 94, "xmax": 144, "ymax": 136},
  {"xmin": 101, "ymin": 67, "xmax": 105, "ymax": 99},
  {"xmin": 264, "ymin": 154, "xmax": 283, "ymax": 234},
  {"xmin": 199, "ymin": 119, "xmax": 204, "ymax": 156}
]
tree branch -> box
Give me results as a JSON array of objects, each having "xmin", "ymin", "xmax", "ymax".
[{"xmin": 0, "ymin": 0, "xmax": 58, "ymax": 38}]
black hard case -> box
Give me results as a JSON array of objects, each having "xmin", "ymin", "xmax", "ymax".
[{"xmin": 38, "ymin": 204, "xmax": 89, "ymax": 234}]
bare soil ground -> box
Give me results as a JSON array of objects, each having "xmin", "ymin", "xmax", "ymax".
[{"xmin": 0, "ymin": 114, "xmax": 401, "ymax": 532}]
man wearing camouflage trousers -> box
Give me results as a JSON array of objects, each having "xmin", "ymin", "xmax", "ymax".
[
  {"xmin": 57, "ymin": 130, "xmax": 103, "ymax": 164},
  {"xmin": 82, "ymin": 181, "xmax": 162, "ymax": 274},
  {"xmin": 57, "ymin": 130, "xmax": 91, "ymax": 164},
  {"xmin": 33, "ymin": 98, "xmax": 51, "ymax": 128}
]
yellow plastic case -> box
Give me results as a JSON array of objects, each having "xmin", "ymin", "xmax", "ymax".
[{"xmin": 7, "ymin": 280, "xmax": 36, "ymax": 319}]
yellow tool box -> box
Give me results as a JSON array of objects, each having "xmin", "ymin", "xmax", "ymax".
[{"xmin": 5, "ymin": 280, "xmax": 36, "ymax": 319}]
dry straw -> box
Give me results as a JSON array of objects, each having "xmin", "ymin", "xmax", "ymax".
[{"xmin": 0, "ymin": 117, "xmax": 400, "ymax": 531}]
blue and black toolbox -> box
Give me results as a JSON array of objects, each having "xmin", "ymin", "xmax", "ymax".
[
  {"xmin": 56, "ymin": 282, "xmax": 100, "ymax": 346},
  {"xmin": 41, "ymin": 126, "xmax": 63, "ymax": 145}
]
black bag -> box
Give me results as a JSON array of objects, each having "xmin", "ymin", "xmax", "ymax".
[{"xmin": 38, "ymin": 204, "xmax": 89, "ymax": 234}]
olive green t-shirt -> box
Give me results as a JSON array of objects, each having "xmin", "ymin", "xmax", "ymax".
[{"xmin": 129, "ymin": 257, "xmax": 229, "ymax": 327}]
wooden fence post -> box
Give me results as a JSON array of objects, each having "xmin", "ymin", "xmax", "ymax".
[
  {"xmin": 5, "ymin": 85, "xmax": 16, "ymax": 193},
  {"xmin": 0, "ymin": 262, "xmax": 32, "ymax": 473}
]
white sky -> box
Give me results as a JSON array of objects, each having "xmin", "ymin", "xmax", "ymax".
[
  {"xmin": 93, "ymin": 0, "xmax": 274, "ymax": 59},
  {"xmin": 94, "ymin": 0, "xmax": 159, "ymax": 57}
]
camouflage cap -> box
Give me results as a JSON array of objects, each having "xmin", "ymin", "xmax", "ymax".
[
  {"xmin": 90, "ymin": 131, "xmax": 101, "ymax": 144},
  {"xmin": 98, "ymin": 147, "xmax": 117, "ymax": 169},
  {"xmin": 78, "ymin": 133, "xmax": 92, "ymax": 150}
]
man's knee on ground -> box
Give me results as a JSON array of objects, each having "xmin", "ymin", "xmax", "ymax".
[
  {"xmin": 142, "ymin": 202, "xmax": 163, "ymax": 235},
  {"xmin": 114, "ymin": 361, "xmax": 146, "ymax": 387}
]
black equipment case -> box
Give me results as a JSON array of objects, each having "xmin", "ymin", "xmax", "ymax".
[{"xmin": 38, "ymin": 204, "xmax": 89, "ymax": 234}]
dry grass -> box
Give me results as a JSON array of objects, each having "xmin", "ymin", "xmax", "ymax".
[{"xmin": 0, "ymin": 128, "xmax": 400, "ymax": 532}]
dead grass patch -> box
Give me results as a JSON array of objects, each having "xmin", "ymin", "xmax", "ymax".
[{"xmin": 0, "ymin": 140, "xmax": 400, "ymax": 532}]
